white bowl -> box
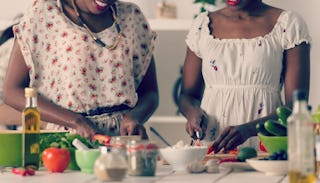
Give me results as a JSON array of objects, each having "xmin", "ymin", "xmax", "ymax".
[
  {"xmin": 159, "ymin": 146, "xmax": 207, "ymax": 171},
  {"xmin": 246, "ymin": 158, "xmax": 288, "ymax": 176}
]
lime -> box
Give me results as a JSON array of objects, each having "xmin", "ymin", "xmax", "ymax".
[{"xmin": 237, "ymin": 147, "xmax": 257, "ymax": 162}]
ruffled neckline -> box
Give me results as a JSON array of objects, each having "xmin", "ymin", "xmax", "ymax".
[{"xmin": 202, "ymin": 10, "xmax": 289, "ymax": 43}]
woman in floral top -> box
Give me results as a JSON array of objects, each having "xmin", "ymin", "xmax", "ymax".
[
  {"xmin": 3, "ymin": 0, "xmax": 158, "ymax": 139},
  {"xmin": 178, "ymin": 0, "xmax": 310, "ymax": 152}
]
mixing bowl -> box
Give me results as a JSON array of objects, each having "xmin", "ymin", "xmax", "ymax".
[
  {"xmin": 75, "ymin": 149, "xmax": 101, "ymax": 173},
  {"xmin": 159, "ymin": 146, "xmax": 207, "ymax": 171},
  {"xmin": 258, "ymin": 133, "xmax": 287, "ymax": 154}
]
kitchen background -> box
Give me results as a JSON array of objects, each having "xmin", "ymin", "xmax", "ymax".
[{"xmin": 1, "ymin": 0, "xmax": 319, "ymax": 146}]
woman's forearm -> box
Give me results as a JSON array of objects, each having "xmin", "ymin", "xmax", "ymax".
[
  {"xmin": 244, "ymin": 112, "xmax": 279, "ymax": 138},
  {"xmin": 124, "ymin": 91, "xmax": 159, "ymax": 124},
  {"xmin": 178, "ymin": 93, "xmax": 203, "ymax": 121},
  {"xmin": 3, "ymin": 87, "xmax": 81, "ymax": 129}
]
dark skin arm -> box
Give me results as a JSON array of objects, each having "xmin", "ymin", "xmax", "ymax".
[
  {"xmin": 120, "ymin": 57, "xmax": 159, "ymax": 139},
  {"xmin": 179, "ymin": 42, "xmax": 310, "ymax": 152},
  {"xmin": 3, "ymin": 39, "xmax": 100, "ymax": 139},
  {"xmin": 178, "ymin": 47, "xmax": 207, "ymax": 140}
]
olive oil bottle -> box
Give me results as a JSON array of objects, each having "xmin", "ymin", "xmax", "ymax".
[
  {"xmin": 22, "ymin": 87, "xmax": 41, "ymax": 170},
  {"xmin": 287, "ymin": 90, "xmax": 315, "ymax": 183}
]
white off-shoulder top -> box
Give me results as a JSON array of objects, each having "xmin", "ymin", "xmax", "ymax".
[{"xmin": 185, "ymin": 10, "xmax": 311, "ymax": 148}]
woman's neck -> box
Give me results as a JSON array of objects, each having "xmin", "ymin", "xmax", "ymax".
[
  {"xmin": 64, "ymin": 0, "xmax": 90, "ymax": 14},
  {"xmin": 61, "ymin": 0, "xmax": 114, "ymax": 32},
  {"xmin": 224, "ymin": 1, "xmax": 268, "ymax": 19}
]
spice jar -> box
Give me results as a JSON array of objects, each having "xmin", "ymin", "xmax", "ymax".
[
  {"xmin": 126, "ymin": 140, "xmax": 158, "ymax": 176},
  {"xmin": 110, "ymin": 137, "xmax": 127, "ymax": 158},
  {"xmin": 94, "ymin": 146, "xmax": 127, "ymax": 181}
]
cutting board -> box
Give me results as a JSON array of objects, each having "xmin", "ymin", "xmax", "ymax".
[{"xmin": 204, "ymin": 152, "xmax": 269, "ymax": 162}]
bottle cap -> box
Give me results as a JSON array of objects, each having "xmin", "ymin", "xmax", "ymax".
[
  {"xmin": 293, "ymin": 89, "xmax": 307, "ymax": 101},
  {"xmin": 24, "ymin": 87, "xmax": 37, "ymax": 97}
]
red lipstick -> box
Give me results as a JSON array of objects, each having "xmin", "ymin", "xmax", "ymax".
[{"xmin": 226, "ymin": 0, "xmax": 241, "ymax": 6}]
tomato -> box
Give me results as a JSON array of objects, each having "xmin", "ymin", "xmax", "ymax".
[
  {"xmin": 217, "ymin": 158, "xmax": 239, "ymax": 164},
  {"xmin": 259, "ymin": 141, "xmax": 267, "ymax": 152},
  {"xmin": 228, "ymin": 149, "xmax": 238, "ymax": 155},
  {"xmin": 11, "ymin": 168, "xmax": 35, "ymax": 176},
  {"xmin": 207, "ymin": 146, "xmax": 214, "ymax": 154},
  {"xmin": 42, "ymin": 147, "xmax": 70, "ymax": 173},
  {"xmin": 93, "ymin": 134, "xmax": 111, "ymax": 145}
]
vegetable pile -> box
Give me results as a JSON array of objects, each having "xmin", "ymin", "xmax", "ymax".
[
  {"xmin": 256, "ymin": 106, "xmax": 291, "ymax": 137},
  {"xmin": 40, "ymin": 133, "xmax": 101, "ymax": 152},
  {"xmin": 39, "ymin": 133, "xmax": 102, "ymax": 171}
]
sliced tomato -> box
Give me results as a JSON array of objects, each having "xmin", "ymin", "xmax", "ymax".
[
  {"xmin": 228, "ymin": 149, "xmax": 238, "ymax": 155},
  {"xmin": 217, "ymin": 158, "xmax": 239, "ymax": 164},
  {"xmin": 259, "ymin": 141, "xmax": 267, "ymax": 152},
  {"xmin": 207, "ymin": 146, "xmax": 214, "ymax": 154},
  {"xmin": 93, "ymin": 134, "xmax": 111, "ymax": 145},
  {"xmin": 11, "ymin": 168, "xmax": 35, "ymax": 176}
]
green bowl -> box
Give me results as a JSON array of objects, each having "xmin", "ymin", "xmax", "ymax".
[
  {"xmin": 0, "ymin": 130, "xmax": 67, "ymax": 167},
  {"xmin": 75, "ymin": 149, "xmax": 100, "ymax": 174},
  {"xmin": 258, "ymin": 133, "xmax": 287, "ymax": 154}
]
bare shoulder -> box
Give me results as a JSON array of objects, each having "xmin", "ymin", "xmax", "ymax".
[
  {"xmin": 207, "ymin": 8, "xmax": 226, "ymax": 22},
  {"xmin": 263, "ymin": 4, "xmax": 285, "ymax": 20}
]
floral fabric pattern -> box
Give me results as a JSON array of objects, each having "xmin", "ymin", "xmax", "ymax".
[{"xmin": 13, "ymin": 0, "xmax": 156, "ymax": 114}]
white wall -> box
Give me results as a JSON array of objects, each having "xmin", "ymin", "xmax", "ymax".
[
  {"xmin": 263, "ymin": 0, "xmax": 320, "ymax": 112},
  {"xmin": 0, "ymin": 0, "xmax": 32, "ymax": 20}
]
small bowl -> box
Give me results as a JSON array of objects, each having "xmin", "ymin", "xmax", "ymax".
[
  {"xmin": 246, "ymin": 158, "xmax": 288, "ymax": 176},
  {"xmin": 75, "ymin": 149, "xmax": 101, "ymax": 173},
  {"xmin": 0, "ymin": 130, "xmax": 67, "ymax": 167},
  {"xmin": 159, "ymin": 146, "xmax": 207, "ymax": 171},
  {"xmin": 258, "ymin": 133, "xmax": 287, "ymax": 154}
]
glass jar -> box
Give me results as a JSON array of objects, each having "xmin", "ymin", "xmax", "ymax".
[
  {"xmin": 126, "ymin": 140, "xmax": 158, "ymax": 176},
  {"xmin": 110, "ymin": 137, "xmax": 127, "ymax": 158},
  {"xmin": 94, "ymin": 146, "xmax": 127, "ymax": 181}
]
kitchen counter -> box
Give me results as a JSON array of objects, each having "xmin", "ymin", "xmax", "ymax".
[{"xmin": 0, "ymin": 164, "xmax": 307, "ymax": 183}]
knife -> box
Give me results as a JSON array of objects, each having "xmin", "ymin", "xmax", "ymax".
[{"xmin": 149, "ymin": 127, "xmax": 172, "ymax": 147}]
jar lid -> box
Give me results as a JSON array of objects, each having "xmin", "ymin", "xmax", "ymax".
[{"xmin": 127, "ymin": 140, "xmax": 158, "ymax": 151}]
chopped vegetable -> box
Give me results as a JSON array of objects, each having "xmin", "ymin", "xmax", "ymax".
[
  {"xmin": 11, "ymin": 168, "xmax": 35, "ymax": 176},
  {"xmin": 217, "ymin": 158, "xmax": 239, "ymax": 164}
]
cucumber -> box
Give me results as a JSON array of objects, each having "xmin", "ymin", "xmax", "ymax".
[
  {"xmin": 278, "ymin": 118, "xmax": 287, "ymax": 126},
  {"xmin": 276, "ymin": 106, "xmax": 292, "ymax": 126},
  {"xmin": 256, "ymin": 123, "xmax": 274, "ymax": 136},
  {"xmin": 264, "ymin": 119, "xmax": 287, "ymax": 136}
]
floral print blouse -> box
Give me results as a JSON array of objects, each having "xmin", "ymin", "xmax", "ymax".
[{"xmin": 13, "ymin": 0, "xmax": 156, "ymax": 114}]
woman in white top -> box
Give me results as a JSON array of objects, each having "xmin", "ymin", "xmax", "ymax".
[
  {"xmin": 3, "ymin": 0, "xmax": 158, "ymax": 139},
  {"xmin": 178, "ymin": 0, "xmax": 310, "ymax": 152}
]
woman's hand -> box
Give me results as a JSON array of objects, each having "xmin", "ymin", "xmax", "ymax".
[
  {"xmin": 120, "ymin": 117, "xmax": 148, "ymax": 139},
  {"xmin": 186, "ymin": 111, "xmax": 208, "ymax": 140},
  {"xmin": 73, "ymin": 116, "xmax": 101, "ymax": 140},
  {"xmin": 211, "ymin": 124, "xmax": 250, "ymax": 153}
]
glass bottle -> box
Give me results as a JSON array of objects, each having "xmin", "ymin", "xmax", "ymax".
[
  {"xmin": 94, "ymin": 146, "xmax": 127, "ymax": 181},
  {"xmin": 288, "ymin": 90, "xmax": 315, "ymax": 183},
  {"xmin": 22, "ymin": 87, "xmax": 41, "ymax": 170},
  {"xmin": 312, "ymin": 105, "xmax": 320, "ymax": 178}
]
